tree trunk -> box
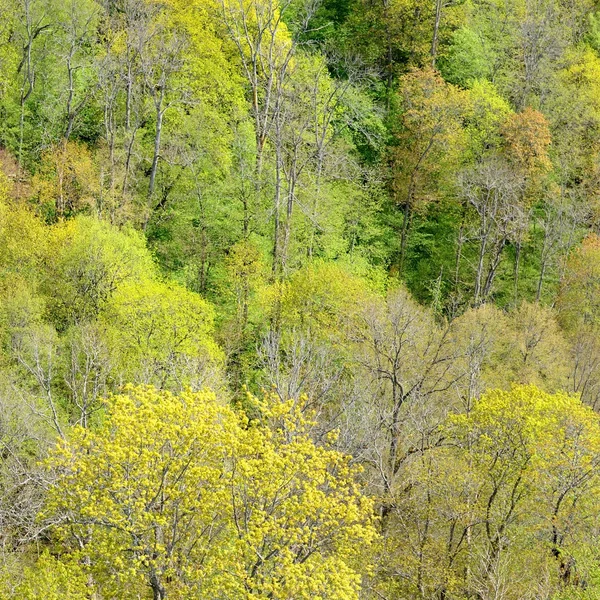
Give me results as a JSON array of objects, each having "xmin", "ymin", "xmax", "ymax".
[
  {"xmin": 536, "ymin": 224, "xmax": 552, "ymax": 302},
  {"xmin": 126, "ymin": 60, "xmax": 133, "ymax": 130},
  {"xmin": 513, "ymin": 239, "xmax": 522, "ymax": 305},
  {"xmin": 473, "ymin": 234, "xmax": 488, "ymax": 306},
  {"xmin": 383, "ymin": 0, "xmax": 395, "ymax": 109},
  {"xmin": 280, "ymin": 168, "xmax": 296, "ymax": 273},
  {"xmin": 150, "ymin": 572, "xmax": 166, "ymax": 600},
  {"xmin": 65, "ymin": 52, "xmax": 76, "ymax": 139},
  {"xmin": 271, "ymin": 142, "xmax": 283, "ymax": 277},
  {"xmin": 399, "ymin": 202, "xmax": 412, "ymax": 277},
  {"xmin": 431, "ymin": 0, "xmax": 444, "ymax": 68},
  {"xmin": 148, "ymin": 106, "xmax": 163, "ymax": 200},
  {"xmin": 122, "ymin": 124, "xmax": 138, "ymax": 199},
  {"xmin": 454, "ymin": 200, "xmax": 467, "ymax": 301},
  {"xmin": 482, "ymin": 239, "xmax": 506, "ymax": 301}
]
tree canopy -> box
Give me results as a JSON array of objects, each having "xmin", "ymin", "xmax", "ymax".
[{"xmin": 2, "ymin": 0, "xmax": 600, "ymax": 597}]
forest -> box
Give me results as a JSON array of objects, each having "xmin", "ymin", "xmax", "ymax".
[{"xmin": 2, "ymin": 0, "xmax": 600, "ymax": 598}]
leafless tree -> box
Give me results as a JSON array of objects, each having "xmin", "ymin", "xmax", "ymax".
[{"xmin": 459, "ymin": 159, "xmax": 525, "ymax": 305}]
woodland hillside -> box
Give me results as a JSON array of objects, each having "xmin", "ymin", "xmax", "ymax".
[{"xmin": 2, "ymin": 0, "xmax": 600, "ymax": 598}]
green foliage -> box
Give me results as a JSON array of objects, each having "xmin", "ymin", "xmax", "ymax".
[
  {"xmin": 101, "ymin": 279, "xmax": 224, "ymax": 390},
  {"xmin": 2, "ymin": 0, "xmax": 600, "ymax": 597},
  {"xmin": 271, "ymin": 259, "xmax": 377, "ymax": 336},
  {"xmin": 440, "ymin": 26, "xmax": 495, "ymax": 86},
  {"xmin": 43, "ymin": 217, "xmax": 155, "ymax": 328}
]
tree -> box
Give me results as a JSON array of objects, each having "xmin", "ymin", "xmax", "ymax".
[
  {"xmin": 557, "ymin": 234, "xmax": 600, "ymax": 332},
  {"xmin": 138, "ymin": 17, "xmax": 187, "ymax": 203},
  {"xmin": 447, "ymin": 303, "xmax": 513, "ymax": 408},
  {"xmin": 42, "ymin": 216, "xmax": 154, "ymax": 329},
  {"xmin": 458, "ymin": 158, "xmax": 525, "ymax": 305},
  {"xmin": 43, "ymin": 385, "xmax": 376, "ymax": 599},
  {"xmin": 60, "ymin": 322, "xmax": 111, "ymax": 428},
  {"xmin": 449, "ymin": 386, "xmax": 600, "ymax": 596},
  {"xmin": 501, "ymin": 107, "xmax": 552, "ymax": 301},
  {"xmin": 0, "ymin": 375, "xmax": 55, "ymax": 550},
  {"xmin": 348, "ymin": 286, "xmax": 460, "ymax": 522},
  {"xmin": 376, "ymin": 385, "xmax": 600, "ymax": 598},
  {"xmin": 444, "ymin": 0, "xmax": 579, "ymax": 109},
  {"xmin": 451, "ymin": 81, "xmax": 511, "ymax": 305},
  {"xmin": 431, "ymin": 0, "xmax": 463, "ymax": 68},
  {"xmin": 10, "ymin": 0, "xmax": 52, "ymax": 169},
  {"xmin": 555, "ymin": 235, "xmax": 600, "ymax": 412},
  {"xmin": 215, "ymin": 0, "xmax": 348, "ymax": 274},
  {"xmin": 0, "ymin": 551, "xmax": 88, "ymax": 600},
  {"xmin": 505, "ymin": 301, "xmax": 569, "ymax": 389},
  {"xmin": 55, "ymin": 0, "xmax": 99, "ymax": 141},
  {"xmin": 32, "ymin": 140, "xmax": 100, "ymax": 219},
  {"xmin": 100, "ymin": 280, "xmax": 224, "ymax": 391},
  {"xmin": 257, "ymin": 260, "xmax": 378, "ymax": 446},
  {"xmin": 535, "ymin": 185, "xmax": 586, "ymax": 302},
  {"xmin": 390, "ymin": 68, "xmax": 467, "ymax": 275},
  {"xmin": 44, "ymin": 386, "xmax": 239, "ymax": 599},
  {"xmin": 0, "ymin": 184, "xmax": 46, "ymax": 283},
  {"xmin": 337, "ymin": 0, "xmax": 464, "ymax": 91}
]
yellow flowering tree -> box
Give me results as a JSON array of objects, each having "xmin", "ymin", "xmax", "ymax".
[
  {"xmin": 43, "ymin": 386, "xmax": 376, "ymax": 599},
  {"xmin": 226, "ymin": 396, "xmax": 376, "ymax": 599}
]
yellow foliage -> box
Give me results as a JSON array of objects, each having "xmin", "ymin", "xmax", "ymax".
[
  {"xmin": 32, "ymin": 141, "xmax": 100, "ymax": 220},
  {"xmin": 501, "ymin": 107, "xmax": 552, "ymax": 176},
  {"xmin": 392, "ymin": 67, "xmax": 469, "ymax": 208},
  {"xmin": 0, "ymin": 552, "xmax": 88, "ymax": 600},
  {"xmin": 0, "ymin": 194, "xmax": 46, "ymax": 282},
  {"xmin": 463, "ymin": 79, "xmax": 512, "ymax": 160},
  {"xmin": 269, "ymin": 260, "xmax": 376, "ymax": 337},
  {"xmin": 44, "ymin": 386, "xmax": 376, "ymax": 599}
]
